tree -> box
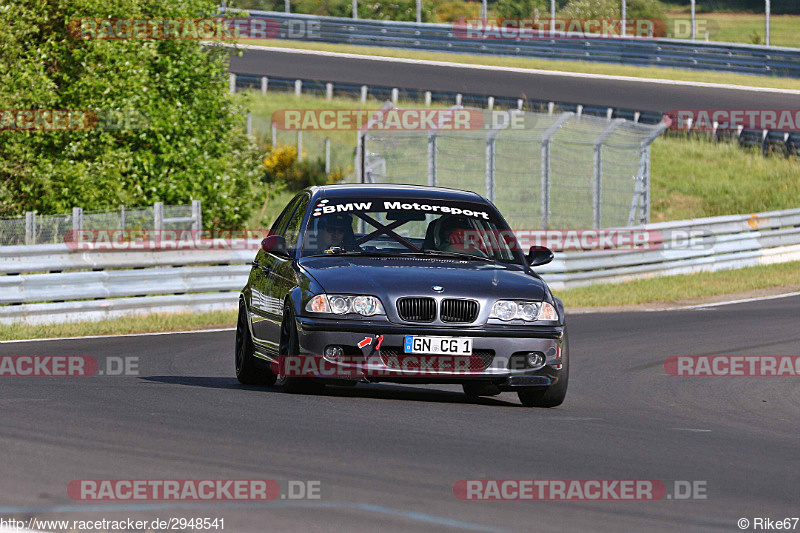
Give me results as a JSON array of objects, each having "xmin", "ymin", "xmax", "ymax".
[{"xmin": 0, "ymin": 0, "xmax": 261, "ymax": 228}]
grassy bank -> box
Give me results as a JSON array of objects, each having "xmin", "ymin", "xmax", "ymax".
[
  {"xmin": 555, "ymin": 261, "xmax": 800, "ymax": 308},
  {"xmin": 0, "ymin": 310, "xmax": 238, "ymax": 342}
]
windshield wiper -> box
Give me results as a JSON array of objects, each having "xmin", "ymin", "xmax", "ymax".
[{"xmin": 411, "ymin": 250, "xmax": 495, "ymax": 262}]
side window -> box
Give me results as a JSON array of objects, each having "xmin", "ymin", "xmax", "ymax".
[
  {"xmin": 282, "ymin": 195, "xmax": 310, "ymax": 250},
  {"xmin": 269, "ymin": 194, "xmax": 303, "ymax": 237}
]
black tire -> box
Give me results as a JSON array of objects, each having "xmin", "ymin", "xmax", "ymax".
[
  {"xmin": 280, "ymin": 303, "xmax": 324, "ymax": 394},
  {"xmin": 517, "ymin": 329, "xmax": 569, "ymax": 408},
  {"xmin": 236, "ymin": 302, "xmax": 277, "ymax": 386}
]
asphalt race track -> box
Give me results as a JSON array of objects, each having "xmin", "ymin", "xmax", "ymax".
[
  {"xmin": 229, "ymin": 47, "xmax": 800, "ymax": 113},
  {"xmin": 1, "ymin": 295, "xmax": 799, "ymax": 532}
]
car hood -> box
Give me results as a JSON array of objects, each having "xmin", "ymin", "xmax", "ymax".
[{"xmin": 299, "ymin": 255, "xmax": 546, "ymax": 301}]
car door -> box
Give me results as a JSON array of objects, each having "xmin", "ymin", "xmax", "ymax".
[
  {"xmin": 250, "ymin": 194, "xmax": 303, "ymax": 348},
  {"xmin": 261, "ymin": 193, "xmax": 309, "ymax": 349}
]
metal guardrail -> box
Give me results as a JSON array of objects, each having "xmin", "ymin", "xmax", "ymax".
[
  {"xmin": 1, "ymin": 208, "xmax": 799, "ymax": 324},
  {"xmin": 234, "ymin": 10, "xmax": 800, "ymax": 78}
]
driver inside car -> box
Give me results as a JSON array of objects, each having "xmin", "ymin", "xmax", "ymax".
[
  {"xmin": 308, "ymin": 213, "xmax": 357, "ymax": 254},
  {"xmin": 433, "ymin": 215, "xmax": 489, "ymax": 258}
]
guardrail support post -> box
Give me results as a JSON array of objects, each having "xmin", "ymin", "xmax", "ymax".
[
  {"xmin": 326, "ymin": 83, "xmax": 333, "ymax": 101},
  {"xmin": 72, "ymin": 207, "xmax": 83, "ymax": 233},
  {"xmin": 360, "ymin": 85, "xmax": 368, "ymax": 104},
  {"xmin": 192, "ymin": 200, "xmax": 202, "ymax": 231},
  {"xmin": 607, "ymin": 107, "xmax": 613, "ymax": 119},
  {"xmin": 153, "ymin": 202, "xmax": 163, "ymax": 231},
  {"xmin": 391, "ymin": 88, "xmax": 399, "ymax": 105},
  {"xmin": 25, "ymin": 211, "xmax": 35, "ymax": 245},
  {"xmin": 229, "ymin": 73, "xmax": 236, "ymax": 94},
  {"xmin": 297, "ymin": 130, "xmax": 303, "ymax": 161},
  {"xmin": 548, "ymin": 102, "xmax": 554, "ymax": 115},
  {"xmin": 456, "ymin": 93, "xmax": 462, "ymax": 106},
  {"xmin": 261, "ymin": 76, "xmax": 268, "ymax": 94},
  {"xmin": 427, "ymin": 133, "xmax": 437, "ymax": 187},
  {"xmin": 271, "ymin": 122, "xmax": 277, "ymax": 147},
  {"xmin": 294, "ymin": 79, "xmax": 302, "ymax": 97},
  {"xmin": 424, "ymin": 91, "xmax": 431, "ymax": 106},
  {"xmin": 517, "ymin": 99, "xmax": 523, "ymax": 111},
  {"xmin": 246, "ymin": 112, "xmax": 252, "ymax": 136},
  {"xmin": 487, "ymin": 96, "xmax": 494, "ymax": 110},
  {"xmin": 324, "ymin": 138, "xmax": 331, "ymax": 175}
]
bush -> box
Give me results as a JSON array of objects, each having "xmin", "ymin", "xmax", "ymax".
[
  {"xmin": 560, "ymin": 0, "xmax": 663, "ymax": 19},
  {"xmin": 0, "ymin": 0, "xmax": 261, "ymax": 228},
  {"xmin": 431, "ymin": 0, "xmax": 480, "ymax": 22},
  {"xmin": 494, "ymin": 0, "xmax": 549, "ymax": 19},
  {"xmin": 262, "ymin": 146, "xmax": 330, "ymax": 191}
]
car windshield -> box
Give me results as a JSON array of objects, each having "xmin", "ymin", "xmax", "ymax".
[{"xmin": 300, "ymin": 196, "xmax": 522, "ymax": 264}]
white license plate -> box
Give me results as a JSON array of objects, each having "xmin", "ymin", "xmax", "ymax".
[{"xmin": 403, "ymin": 336, "xmax": 473, "ymax": 356}]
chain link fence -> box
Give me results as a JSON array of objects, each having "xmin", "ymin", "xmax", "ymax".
[
  {"xmin": 358, "ymin": 108, "xmax": 666, "ymax": 229},
  {"xmin": 0, "ymin": 201, "xmax": 202, "ymax": 246}
]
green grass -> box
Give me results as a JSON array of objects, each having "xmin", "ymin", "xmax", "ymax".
[
  {"xmin": 650, "ymin": 135, "xmax": 800, "ymax": 221},
  {"xmin": 240, "ymin": 39, "xmax": 800, "ymax": 91},
  {"xmin": 0, "ymin": 310, "xmax": 238, "ymax": 342},
  {"xmin": 555, "ymin": 260, "xmax": 800, "ymax": 308},
  {"xmin": 664, "ymin": 11, "xmax": 800, "ymax": 47}
]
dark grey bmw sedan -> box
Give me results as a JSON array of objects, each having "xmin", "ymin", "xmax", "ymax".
[{"xmin": 236, "ymin": 184, "xmax": 568, "ymax": 407}]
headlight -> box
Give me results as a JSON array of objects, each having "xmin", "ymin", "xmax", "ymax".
[
  {"xmin": 305, "ymin": 294, "xmax": 385, "ymax": 316},
  {"xmin": 490, "ymin": 300, "xmax": 558, "ymax": 322}
]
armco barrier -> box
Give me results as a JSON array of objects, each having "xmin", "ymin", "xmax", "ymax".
[
  {"xmin": 231, "ymin": 10, "xmax": 800, "ymax": 78},
  {"xmin": 1, "ymin": 209, "xmax": 799, "ymax": 324}
]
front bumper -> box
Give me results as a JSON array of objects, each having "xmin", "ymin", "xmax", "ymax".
[{"xmin": 294, "ymin": 316, "xmax": 565, "ymax": 387}]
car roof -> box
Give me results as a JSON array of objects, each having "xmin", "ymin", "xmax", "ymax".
[{"xmin": 310, "ymin": 184, "xmax": 487, "ymax": 204}]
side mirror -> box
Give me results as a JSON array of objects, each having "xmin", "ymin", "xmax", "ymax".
[
  {"xmin": 262, "ymin": 235, "xmax": 287, "ymax": 255},
  {"xmin": 527, "ymin": 246, "xmax": 554, "ymax": 267}
]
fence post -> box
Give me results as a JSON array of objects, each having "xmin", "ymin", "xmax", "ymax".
[
  {"xmin": 540, "ymin": 112, "xmax": 574, "ymax": 230},
  {"xmin": 72, "ymin": 207, "xmax": 83, "ymax": 233},
  {"xmin": 324, "ymin": 138, "xmax": 331, "ymax": 175},
  {"xmin": 638, "ymin": 121, "xmax": 667, "ymax": 225},
  {"xmin": 261, "ymin": 76, "xmax": 268, "ymax": 94},
  {"xmin": 25, "ymin": 211, "xmax": 35, "ymax": 245},
  {"xmin": 192, "ymin": 199, "xmax": 202, "ymax": 231},
  {"xmin": 427, "ymin": 133, "xmax": 437, "ymax": 187},
  {"xmin": 246, "ymin": 112, "xmax": 252, "ymax": 136},
  {"xmin": 153, "ymin": 202, "xmax": 163, "ymax": 231},
  {"xmin": 119, "ymin": 205, "xmax": 126, "ymax": 230},
  {"xmin": 229, "ymin": 73, "xmax": 236, "ymax": 95},
  {"xmin": 297, "ymin": 130, "xmax": 303, "ymax": 161},
  {"xmin": 356, "ymin": 130, "xmax": 365, "ymax": 183},
  {"xmin": 592, "ymin": 119, "xmax": 625, "ymax": 229}
]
